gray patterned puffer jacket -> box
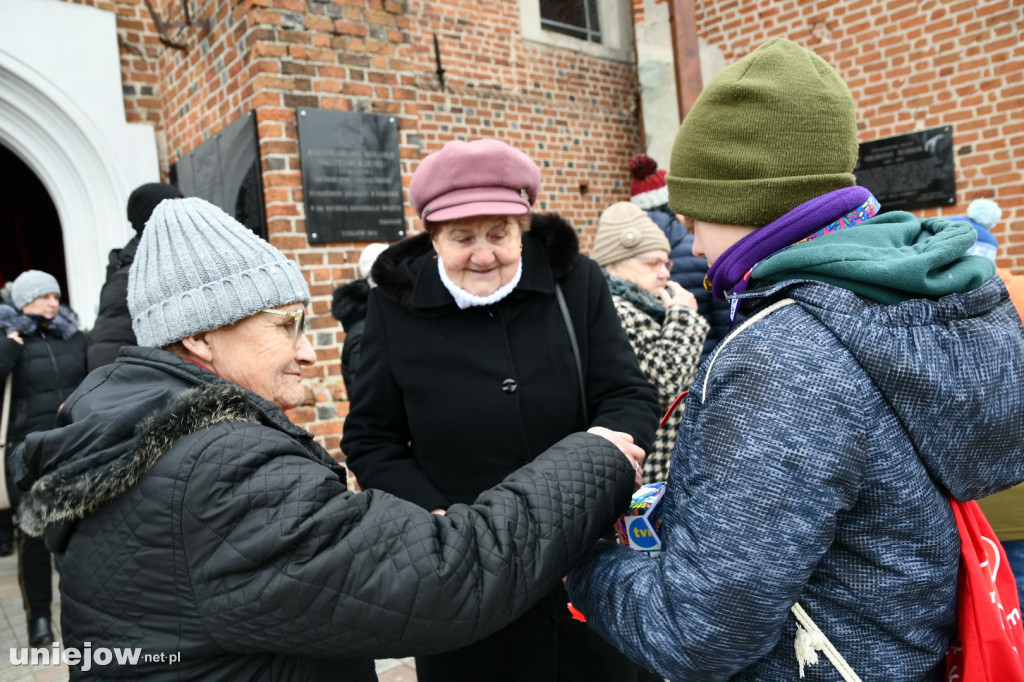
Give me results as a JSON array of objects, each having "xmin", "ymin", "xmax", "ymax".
[
  {"xmin": 10, "ymin": 347, "xmax": 635, "ymax": 681},
  {"xmin": 569, "ymin": 276, "xmax": 1024, "ymax": 681}
]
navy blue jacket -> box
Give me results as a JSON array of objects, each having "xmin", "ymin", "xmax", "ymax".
[{"xmin": 647, "ymin": 210, "xmax": 732, "ymax": 361}]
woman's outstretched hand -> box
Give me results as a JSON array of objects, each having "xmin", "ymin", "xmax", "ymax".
[{"xmin": 587, "ymin": 426, "xmax": 646, "ymax": 490}]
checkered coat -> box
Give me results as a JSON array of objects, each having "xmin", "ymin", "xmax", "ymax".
[{"xmin": 607, "ymin": 276, "xmax": 709, "ymax": 482}]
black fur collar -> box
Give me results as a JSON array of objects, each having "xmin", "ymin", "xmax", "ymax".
[
  {"xmin": 0, "ymin": 304, "xmax": 80, "ymax": 339},
  {"xmin": 18, "ymin": 384, "xmax": 261, "ymax": 537},
  {"xmin": 371, "ymin": 212, "xmax": 580, "ymax": 309}
]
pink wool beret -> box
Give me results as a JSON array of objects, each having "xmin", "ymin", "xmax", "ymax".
[{"xmin": 409, "ymin": 139, "xmax": 541, "ymax": 224}]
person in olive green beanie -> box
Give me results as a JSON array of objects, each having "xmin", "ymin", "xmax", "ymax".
[{"xmin": 567, "ymin": 37, "xmax": 1024, "ymax": 681}]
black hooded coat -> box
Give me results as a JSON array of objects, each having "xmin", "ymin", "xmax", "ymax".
[
  {"xmin": 87, "ymin": 183, "xmax": 182, "ymax": 371},
  {"xmin": 342, "ymin": 213, "xmax": 659, "ymax": 511}
]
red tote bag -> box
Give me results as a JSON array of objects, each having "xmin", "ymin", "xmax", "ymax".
[{"xmin": 946, "ymin": 498, "xmax": 1024, "ymax": 682}]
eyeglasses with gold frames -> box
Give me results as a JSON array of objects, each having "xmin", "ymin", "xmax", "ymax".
[
  {"xmin": 631, "ymin": 255, "xmax": 674, "ymax": 273},
  {"xmin": 259, "ymin": 308, "xmax": 307, "ymax": 346}
]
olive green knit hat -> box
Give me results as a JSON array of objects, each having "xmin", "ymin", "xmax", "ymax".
[{"xmin": 668, "ymin": 38, "xmax": 858, "ymax": 227}]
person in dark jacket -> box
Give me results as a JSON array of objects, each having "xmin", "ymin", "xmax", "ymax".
[
  {"xmin": 342, "ymin": 139, "xmax": 659, "ymax": 682},
  {"xmin": 629, "ymin": 154, "xmax": 732, "ymax": 362},
  {"xmin": 567, "ymin": 38, "xmax": 1024, "ymax": 680},
  {"xmin": 9, "ymin": 197, "xmax": 645, "ymax": 681},
  {"xmin": 0, "ymin": 281, "xmax": 11, "ymax": 559},
  {"xmin": 0, "ymin": 269, "xmax": 88, "ymax": 647},
  {"xmin": 87, "ymin": 182, "xmax": 183, "ymax": 372},
  {"xmin": 331, "ymin": 242, "xmax": 388, "ymax": 395}
]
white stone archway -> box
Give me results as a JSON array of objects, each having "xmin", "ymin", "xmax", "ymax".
[
  {"xmin": 0, "ymin": 50, "xmax": 127, "ymax": 328},
  {"xmin": 0, "ymin": 0, "xmax": 160, "ymax": 328}
]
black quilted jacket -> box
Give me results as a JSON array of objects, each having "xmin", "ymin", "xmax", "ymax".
[{"xmin": 11, "ymin": 347, "xmax": 634, "ymax": 680}]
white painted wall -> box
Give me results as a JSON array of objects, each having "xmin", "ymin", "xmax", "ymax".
[
  {"xmin": 0, "ymin": 0, "xmax": 159, "ymax": 327},
  {"xmin": 633, "ymin": 0, "xmax": 726, "ymax": 171}
]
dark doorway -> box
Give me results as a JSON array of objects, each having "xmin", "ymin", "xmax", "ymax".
[{"xmin": 0, "ymin": 144, "xmax": 68, "ymax": 307}]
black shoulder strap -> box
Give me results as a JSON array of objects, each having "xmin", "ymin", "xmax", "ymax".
[{"xmin": 554, "ymin": 283, "xmax": 588, "ymax": 424}]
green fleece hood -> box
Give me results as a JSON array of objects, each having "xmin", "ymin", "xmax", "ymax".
[{"xmin": 752, "ymin": 211, "xmax": 996, "ymax": 304}]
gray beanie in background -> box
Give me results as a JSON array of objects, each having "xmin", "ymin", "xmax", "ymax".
[
  {"xmin": 128, "ymin": 197, "xmax": 310, "ymax": 348},
  {"xmin": 11, "ymin": 270, "xmax": 60, "ymax": 311}
]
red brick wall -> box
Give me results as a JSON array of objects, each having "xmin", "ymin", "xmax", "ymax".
[
  {"xmin": 407, "ymin": 2, "xmax": 641, "ymax": 252},
  {"xmin": 90, "ymin": 0, "xmax": 642, "ymax": 459},
  {"xmin": 66, "ymin": 0, "xmax": 1022, "ymax": 458},
  {"xmin": 694, "ymin": 0, "xmax": 1024, "ymax": 270}
]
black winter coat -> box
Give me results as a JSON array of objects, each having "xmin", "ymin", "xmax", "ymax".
[
  {"xmin": 342, "ymin": 213, "xmax": 659, "ymax": 511},
  {"xmin": 331, "ymin": 278, "xmax": 371, "ymax": 395},
  {"xmin": 87, "ymin": 236, "xmax": 139, "ymax": 371},
  {"xmin": 647, "ymin": 210, "xmax": 734, "ymax": 362},
  {"xmin": 0, "ymin": 304, "xmax": 87, "ymax": 448},
  {"xmin": 11, "ymin": 347, "xmax": 636, "ymax": 681}
]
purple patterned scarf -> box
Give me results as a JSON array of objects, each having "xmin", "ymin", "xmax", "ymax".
[{"xmin": 704, "ymin": 186, "xmax": 880, "ymax": 306}]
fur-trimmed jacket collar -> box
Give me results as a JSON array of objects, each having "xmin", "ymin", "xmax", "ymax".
[
  {"xmin": 18, "ymin": 384, "xmax": 260, "ymax": 537},
  {"xmin": 0, "ymin": 303, "xmax": 80, "ymax": 339},
  {"xmin": 13, "ymin": 347, "xmax": 329, "ymax": 545},
  {"xmin": 370, "ymin": 213, "xmax": 580, "ymax": 314}
]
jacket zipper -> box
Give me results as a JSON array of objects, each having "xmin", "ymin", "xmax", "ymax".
[{"xmin": 41, "ymin": 331, "xmax": 64, "ymax": 429}]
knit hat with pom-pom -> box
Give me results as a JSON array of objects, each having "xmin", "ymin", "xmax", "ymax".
[
  {"xmin": 629, "ymin": 154, "xmax": 670, "ymax": 211},
  {"xmin": 946, "ymin": 197, "xmax": 1003, "ymax": 261},
  {"xmin": 948, "ymin": 198, "xmax": 1002, "ymax": 262}
]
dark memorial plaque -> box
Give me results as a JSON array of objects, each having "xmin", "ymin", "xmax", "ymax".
[
  {"xmin": 854, "ymin": 126, "xmax": 956, "ymax": 212},
  {"xmin": 171, "ymin": 111, "xmax": 267, "ymax": 239},
  {"xmin": 297, "ymin": 109, "xmax": 405, "ymax": 243}
]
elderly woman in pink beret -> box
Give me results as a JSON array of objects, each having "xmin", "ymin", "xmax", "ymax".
[{"xmin": 342, "ymin": 139, "xmax": 659, "ymax": 682}]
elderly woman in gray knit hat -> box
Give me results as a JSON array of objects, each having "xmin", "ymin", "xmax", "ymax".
[
  {"xmin": 6, "ymin": 196, "xmax": 644, "ymax": 680},
  {"xmin": 591, "ymin": 202, "xmax": 708, "ymax": 481},
  {"xmin": 1, "ymin": 269, "xmax": 88, "ymax": 648}
]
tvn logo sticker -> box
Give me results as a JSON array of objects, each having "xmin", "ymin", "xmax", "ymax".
[
  {"xmin": 614, "ymin": 482, "xmax": 666, "ymax": 556},
  {"xmin": 627, "ymin": 517, "xmax": 660, "ymax": 550}
]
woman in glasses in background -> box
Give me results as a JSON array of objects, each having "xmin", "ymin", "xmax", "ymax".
[{"xmin": 592, "ymin": 201, "xmax": 709, "ymax": 482}]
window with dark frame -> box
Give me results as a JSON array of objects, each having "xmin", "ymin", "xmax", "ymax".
[{"xmin": 539, "ymin": 0, "xmax": 602, "ymax": 43}]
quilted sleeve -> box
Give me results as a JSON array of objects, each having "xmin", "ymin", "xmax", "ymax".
[
  {"xmin": 0, "ymin": 335, "xmax": 24, "ymax": 378},
  {"xmin": 181, "ymin": 427, "xmax": 634, "ymax": 659},
  {"xmin": 567, "ymin": 309, "xmax": 871, "ymax": 679}
]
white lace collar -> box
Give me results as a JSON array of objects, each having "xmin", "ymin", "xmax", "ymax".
[{"xmin": 437, "ymin": 255, "xmax": 523, "ymax": 309}]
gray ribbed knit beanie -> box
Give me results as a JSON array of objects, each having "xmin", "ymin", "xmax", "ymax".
[
  {"xmin": 668, "ymin": 38, "xmax": 858, "ymax": 227},
  {"xmin": 128, "ymin": 197, "xmax": 310, "ymax": 348},
  {"xmin": 592, "ymin": 202, "xmax": 670, "ymax": 266},
  {"xmin": 11, "ymin": 270, "xmax": 60, "ymax": 311}
]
